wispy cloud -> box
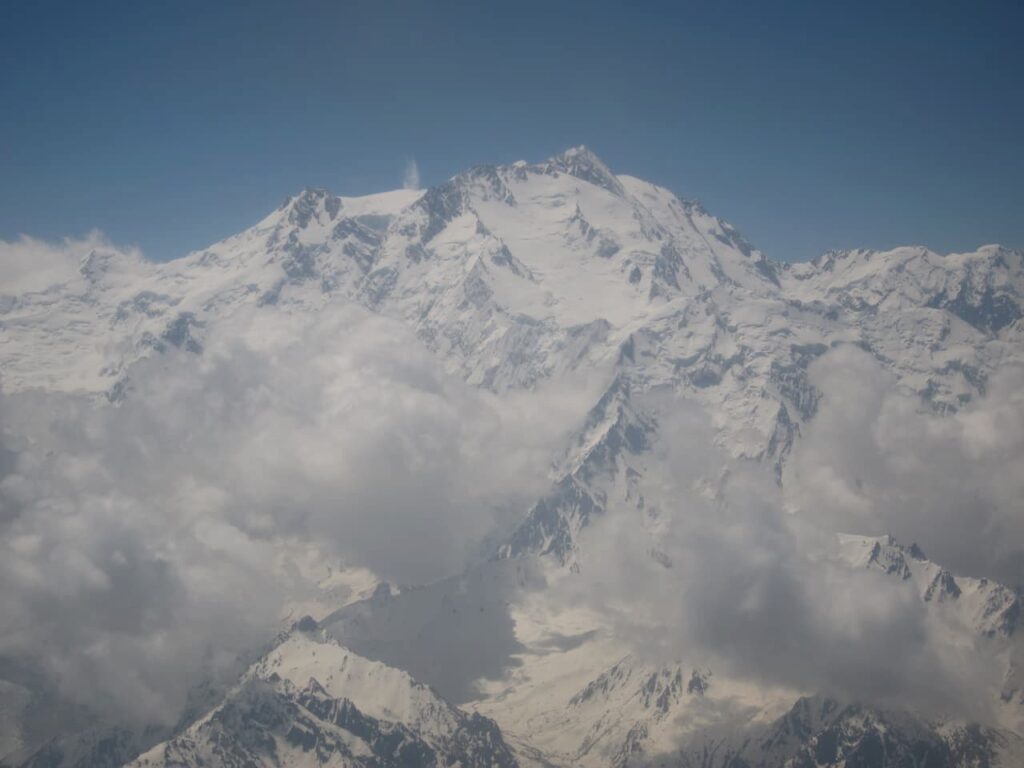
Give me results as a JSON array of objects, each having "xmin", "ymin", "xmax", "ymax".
[
  {"xmin": 0, "ymin": 231, "xmax": 144, "ymax": 294},
  {"xmin": 403, "ymin": 157, "xmax": 421, "ymax": 190}
]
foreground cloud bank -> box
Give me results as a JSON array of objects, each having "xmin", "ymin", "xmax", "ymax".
[
  {"xmin": 791, "ymin": 348, "xmax": 1024, "ymax": 588},
  {"xmin": 570, "ymin": 347, "xmax": 1024, "ymax": 724},
  {"xmin": 2, "ymin": 307, "xmax": 1020, "ymax": 727},
  {"xmin": 0, "ymin": 291, "xmax": 585, "ymax": 725}
]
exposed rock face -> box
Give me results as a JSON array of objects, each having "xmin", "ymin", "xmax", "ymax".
[
  {"xmin": 673, "ymin": 696, "xmax": 1024, "ymax": 768},
  {"xmin": 126, "ymin": 630, "xmax": 519, "ymax": 768}
]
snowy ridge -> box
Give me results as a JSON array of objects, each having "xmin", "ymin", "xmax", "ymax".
[
  {"xmin": 3, "ymin": 146, "xmax": 1019, "ymax": 443},
  {"xmin": 836, "ymin": 534, "xmax": 1021, "ymax": 640},
  {"xmin": 465, "ymin": 531, "xmax": 1024, "ymax": 767},
  {"xmin": 127, "ymin": 625, "xmax": 519, "ymax": 768},
  {"xmin": 671, "ymin": 695, "xmax": 1024, "ymax": 768},
  {"xmin": 835, "ymin": 534, "xmax": 1024, "ymax": 735}
]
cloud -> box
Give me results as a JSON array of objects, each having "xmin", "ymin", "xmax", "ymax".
[
  {"xmin": 0, "ymin": 231, "xmax": 144, "ymax": 294},
  {"xmin": 557, "ymin": 388, "xmax": 1007, "ymax": 723},
  {"xmin": 786, "ymin": 346, "xmax": 1024, "ymax": 588},
  {"xmin": 403, "ymin": 157, "xmax": 421, "ymax": 190},
  {"xmin": 0, "ymin": 302, "xmax": 586, "ymax": 726},
  {"xmin": 1, "ymin": 288, "xmax": 1019, "ymax": 736}
]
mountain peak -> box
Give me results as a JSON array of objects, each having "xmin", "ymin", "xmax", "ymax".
[
  {"xmin": 544, "ymin": 145, "xmax": 625, "ymax": 196},
  {"xmin": 277, "ymin": 186, "xmax": 342, "ymax": 228},
  {"xmin": 557, "ymin": 144, "xmax": 598, "ymax": 161},
  {"xmin": 279, "ymin": 186, "xmax": 333, "ymax": 209}
]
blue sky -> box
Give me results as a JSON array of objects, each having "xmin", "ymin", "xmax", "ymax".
[{"xmin": 1, "ymin": 0, "xmax": 1021, "ymax": 262}]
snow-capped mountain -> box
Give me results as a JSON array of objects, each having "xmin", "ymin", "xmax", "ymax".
[
  {"xmin": 6, "ymin": 146, "xmax": 1018, "ymax": 423},
  {"xmin": 128, "ymin": 623, "xmax": 520, "ymax": 768},
  {"xmin": 464, "ymin": 534, "xmax": 1024, "ymax": 768},
  {"xmin": 672, "ymin": 695, "xmax": 1024, "ymax": 768},
  {"xmin": 1, "ymin": 146, "xmax": 1023, "ymax": 767}
]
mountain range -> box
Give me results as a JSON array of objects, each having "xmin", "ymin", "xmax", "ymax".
[{"xmin": 1, "ymin": 146, "xmax": 1022, "ymax": 768}]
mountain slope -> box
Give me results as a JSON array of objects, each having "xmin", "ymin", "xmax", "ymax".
[{"xmin": 127, "ymin": 625, "xmax": 520, "ymax": 768}]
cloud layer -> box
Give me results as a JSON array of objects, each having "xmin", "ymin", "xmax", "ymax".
[
  {"xmin": 788, "ymin": 346, "xmax": 1024, "ymax": 588},
  {"xmin": 1, "ymin": 233, "xmax": 1021, "ymax": 737},
  {"xmin": 0, "ymin": 232, "xmax": 143, "ymax": 294},
  {"xmin": 562, "ymin": 356, "xmax": 1022, "ymax": 723},
  {"xmin": 0, "ymin": 302, "xmax": 584, "ymax": 725}
]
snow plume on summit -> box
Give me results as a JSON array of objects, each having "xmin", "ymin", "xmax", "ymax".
[{"xmin": 403, "ymin": 156, "xmax": 421, "ymax": 190}]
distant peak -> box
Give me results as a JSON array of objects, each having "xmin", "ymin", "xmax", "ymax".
[
  {"xmin": 79, "ymin": 247, "xmax": 141, "ymax": 282},
  {"xmin": 557, "ymin": 144, "xmax": 597, "ymax": 160},
  {"xmin": 279, "ymin": 187, "xmax": 342, "ymax": 227},
  {"xmin": 279, "ymin": 186, "xmax": 331, "ymax": 208},
  {"xmin": 544, "ymin": 145, "xmax": 625, "ymax": 196},
  {"xmin": 548, "ymin": 144, "xmax": 603, "ymax": 169}
]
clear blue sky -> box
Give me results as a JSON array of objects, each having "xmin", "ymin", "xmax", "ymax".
[{"xmin": 2, "ymin": 0, "xmax": 1021, "ymax": 262}]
